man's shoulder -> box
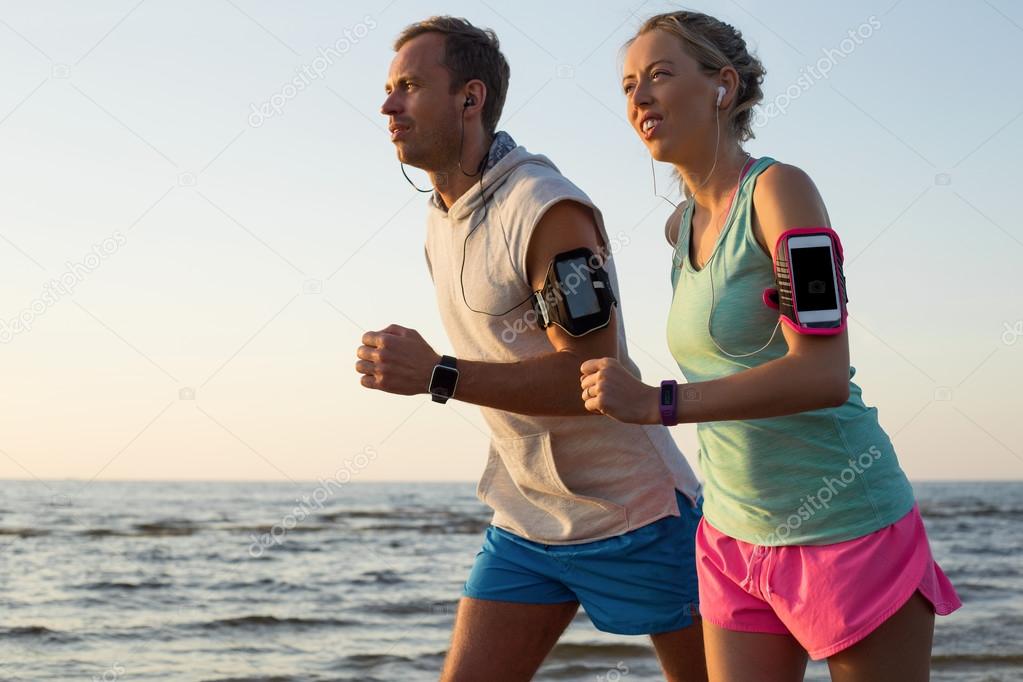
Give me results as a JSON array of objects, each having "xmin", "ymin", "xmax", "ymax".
[{"xmin": 501, "ymin": 158, "xmax": 588, "ymax": 208}]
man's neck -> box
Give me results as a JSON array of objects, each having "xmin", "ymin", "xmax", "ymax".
[{"xmin": 432, "ymin": 131, "xmax": 493, "ymax": 210}]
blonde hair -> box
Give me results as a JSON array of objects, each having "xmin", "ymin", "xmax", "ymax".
[{"xmin": 626, "ymin": 11, "xmax": 765, "ymax": 142}]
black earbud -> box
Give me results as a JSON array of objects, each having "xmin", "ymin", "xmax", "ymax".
[{"xmin": 464, "ymin": 95, "xmax": 476, "ymax": 107}]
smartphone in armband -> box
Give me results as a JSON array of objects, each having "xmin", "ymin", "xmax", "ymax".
[{"xmin": 764, "ymin": 227, "xmax": 848, "ymax": 335}]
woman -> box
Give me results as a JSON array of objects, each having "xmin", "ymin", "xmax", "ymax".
[{"xmin": 579, "ymin": 11, "xmax": 960, "ymax": 682}]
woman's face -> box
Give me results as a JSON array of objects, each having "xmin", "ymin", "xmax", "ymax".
[{"xmin": 622, "ymin": 29, "xmax": 719, "ymax": 163}]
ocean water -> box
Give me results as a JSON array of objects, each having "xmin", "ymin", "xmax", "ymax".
[{"xmin": 0, "ymin": 480, "xmax": 1019, "ymax": 681}]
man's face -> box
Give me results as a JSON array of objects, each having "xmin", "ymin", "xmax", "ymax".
[{"xmin": 381, "ymin": 33, "xmax": 461, "ymax": 171}]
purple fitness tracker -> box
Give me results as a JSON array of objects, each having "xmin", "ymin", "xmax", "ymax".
[{"xmin": 659, "ymin": 379, "xmax": 678, "ymax": 426}]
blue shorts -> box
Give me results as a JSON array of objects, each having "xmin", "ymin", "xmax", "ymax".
[{"xmin": 462, "ymin": 490, "xmax": 702, "ymax": 635}]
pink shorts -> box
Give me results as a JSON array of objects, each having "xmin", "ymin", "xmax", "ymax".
[{"xmin": 696, "ymin": 504, "xmax": 961, "ymax": 660}]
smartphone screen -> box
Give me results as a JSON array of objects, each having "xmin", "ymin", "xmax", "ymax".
[
  {"xmin": 790, "ymin": 246, "xmax": 838, "ymax": 310},
  {"xmin": 788, "ymin": 238, "xmax": 840, "ymax": 322},
  {"xmin": 556, "ymin": 257, "xmax": 601, "ymax": 318}
]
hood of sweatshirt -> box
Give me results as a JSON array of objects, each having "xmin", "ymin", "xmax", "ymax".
[{"xmin": 428, "ymin": 142, "xmax": 562, "ymax": 223}]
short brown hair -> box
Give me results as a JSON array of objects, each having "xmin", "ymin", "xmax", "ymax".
[
  {"xmin": 394, "ymin": 16, "xmax": 511, "ymax": 135},
  {"xmin": 626, "ymin": 11, "xmax": 765, "ymax": 142}
]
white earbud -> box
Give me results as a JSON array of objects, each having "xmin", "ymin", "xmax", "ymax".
[{"xmin": 716, "ymin": 86, "xmax": 726, "ymax": 107}]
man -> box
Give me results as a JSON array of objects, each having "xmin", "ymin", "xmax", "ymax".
[{"xmin": 357, "ymin": 16, "xmax": 706, "ymax": 682}]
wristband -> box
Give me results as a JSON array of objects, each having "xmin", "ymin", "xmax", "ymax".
[{"xmin": 659, "ymin": 380, "xmax": 678, "ymax": 426}]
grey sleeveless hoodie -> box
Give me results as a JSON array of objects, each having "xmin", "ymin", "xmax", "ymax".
[{"xmin": 424, "ymin": 141, "xmax": 701, "ymax": 544}]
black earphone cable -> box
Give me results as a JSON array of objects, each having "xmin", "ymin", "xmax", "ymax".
[
  {"xmin": 400, "ymin": 163, "xmax": 433, "ymax": 193},
  {"xmin": 455, "ymin": 100, "xmax": 535, "ymax": 317},
  {"xmin": 397, "ymin": 94, "xmax": 535, "ymax": 317}
]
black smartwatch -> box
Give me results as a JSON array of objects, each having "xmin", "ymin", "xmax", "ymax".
[{"xmin": 429, "ymin": 355, "xmax": 459, "ymax": 404}]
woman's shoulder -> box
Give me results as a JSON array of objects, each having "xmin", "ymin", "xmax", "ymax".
[
  {"xmin": 754, "ymin": 161, "xmax": 819, "ymax": 204},
  {"xmin": 752, "ymin": 162, "xmax": 830, "ymax": 231},
  {"xmin": 748, "ymin": 160, "xmax": 831, "ymax": 253}
]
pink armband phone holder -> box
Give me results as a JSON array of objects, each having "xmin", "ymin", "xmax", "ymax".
[{"xmin": 762, "ymin": 227, "xmax": 848, "ymax": 335}]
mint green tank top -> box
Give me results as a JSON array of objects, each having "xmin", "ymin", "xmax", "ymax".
[{"xmin": 667, "ymin": 157, "xmax": 915, "ymax": 546}]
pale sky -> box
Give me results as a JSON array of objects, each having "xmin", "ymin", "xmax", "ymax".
[{"xmin": 1, "ymin": 0, "xmax": 1020, "ymax": 485}]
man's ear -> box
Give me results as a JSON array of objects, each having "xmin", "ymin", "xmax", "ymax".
[{"xmin": 463, "ymin": 79, "xmax": 487, "ymax": 113}]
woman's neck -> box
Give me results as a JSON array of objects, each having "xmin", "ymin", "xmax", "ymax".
[{"xmin": 677, "ymin": 145, "xmax": 750, "ymax": 216}]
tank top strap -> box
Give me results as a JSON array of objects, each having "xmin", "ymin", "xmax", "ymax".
[
  {"xmin": 670, "ymin": 156, "xmax": 777, "ymax": 283},
  {"xmin": 670, "ymin": 202, "xmax": 690, "ymax": 285},
  {"xmin": 717, "ymin": 156, "xmax": 777, "ymax": 256},
  {"xmin": 734, "ymin": 156, "xmax": 777, "ymax": 210}
]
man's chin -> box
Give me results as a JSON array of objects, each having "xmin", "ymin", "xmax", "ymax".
[
  {"xmin": 398, "ymin": 153, "xmax": 438, "ymax": 177},
  {"xmin": 395, "ymin": 146, "xmax": 423, "ymax": 167}
]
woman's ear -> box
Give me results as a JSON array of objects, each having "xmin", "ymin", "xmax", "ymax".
[{"xmin": 717, "ymin": 67, "xmax": 741, "ymax": 109}]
